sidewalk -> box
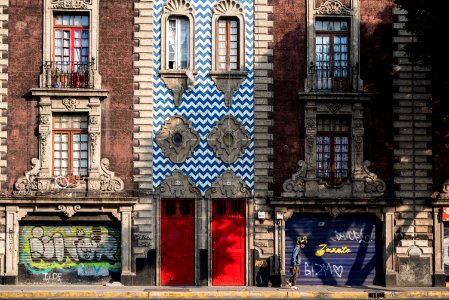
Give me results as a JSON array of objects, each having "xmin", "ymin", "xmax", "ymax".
[{"xmin": 0, "ymin": 285, "xmax": 448, "ymax": 299}]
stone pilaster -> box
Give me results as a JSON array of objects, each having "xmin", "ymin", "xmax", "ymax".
[
  {"xmin": 392, "ymin": 8, "xmax": 433, "ymax": 286},
  {"xmin": 253, "ymin": 0, "xmax": 274, "ymax": 280},
  {"xmin": 0, "ymin": 0, "xmax": 8, "ymax": 194},
  {"xmin": 133, "ymin": 0, "xmax": 154, "ymax": 190}
]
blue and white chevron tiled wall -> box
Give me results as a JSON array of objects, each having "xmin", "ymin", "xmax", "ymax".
[{"xmin": 152, "ymin": 0, "xmax": 255, "ymax": 195}]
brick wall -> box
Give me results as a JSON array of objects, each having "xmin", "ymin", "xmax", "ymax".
[
  {"xmin": 6, "ymin": 1, "xmax": 42, "ymax": 193},
  {"xmin": 0, "ymin": 0, "xmax": 7, "ymax": 194},
  {"xmin": 99, "ymin": 0, "xmax": 135, "ymax": 193}
]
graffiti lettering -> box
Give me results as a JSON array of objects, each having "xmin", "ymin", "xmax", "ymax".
[
  {"xmin": 330, "ymin": 229, "xmax": 372, "ymax": 244},
  {"xmin": 315, "ymin": 244, "xmax": 351, "ymax": 257},
  {"xmin": 28, "ymin": 226, "xmax": 118, "ymax": 263},
  {"xmin": 304, "ymin": 262, "xmax": 344, "ymax": 278},
  {"xmin": 133, "ymin": 233, "xmax": 152, "ymax": 247},
  {"xmin": 20, "ymin": 226, "xmax": 121, "ymax": 277},
  {"xmin": 43, "ymin": 272, "xmax": 62, "ymax": 283}
]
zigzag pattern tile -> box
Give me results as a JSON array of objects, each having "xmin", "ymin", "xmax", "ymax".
[{"xmin": 153, "ymin": 0, "xmax": 255, "ymax": 195}]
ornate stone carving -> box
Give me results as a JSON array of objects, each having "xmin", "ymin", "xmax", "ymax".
[
  {"xmin": 159, "ymin": 70, "xmax": 197, "ymax": 106},
  {"xmin": 305, "ymin": 118, "xmax": 315, "ymax": 128},
  {"xmin": 155, "ymin": 115, "xmax": 200, "ymax": 164},
  {"xmin": 51, "ymin": 0, "xmax": 90, "ymax": 9},
  {"xmin": 326, "ymin": 102, "xmax": 343, "ymax": 114},
  {"xmin": 213, "ymin": 0, "xmax": 244, "ymax": 15},
  {"xmin": 164, "ymin": 0, "xmax": 193, "ymax": 14},
  {"xmin": 40, "ymin": 133, "xmax": 49, "ymax": 164},
  {"xmin": 100, "ymin": 158, "xmax": 124, "ymax": 192},
  {"xmin": 90, "ymin": 133, "xmax": 99, "ymax": 164},
  {"xmin": 206, "ymin": 170, "xmax": 250, "ymax": 198},
  {"xmin": 316, "ymin": 0, "xmax": 351, "ymax": 15},
  {"xmin": 14, "ymin": 158, "xmax": 41, "ymax": 196},
  {"xmin": 361, "ymin": 160, "xmax": 386, "ymax": 194},
  {"xmin": 158, "ymin": 169, "xmax": 200, "ymax": 198},
  {"xmin": 58, "ymin": 205, "xmax": 81, "ymax": 218},
  {"xmin": 62, "ymin": 98, "xmax": 79, "ymax": 111},
  {"xmin": 326, "ymin": 206, "xmax": 345, "ymax": 218},
  {"xmin": 40, "ymin": 115, "xmax": 50, "ymax": 125},
  {"xmin": 90, "ymin": 116, "xmax": 99, "ymax": 125},
  {"xmin": 210, "ymin": 71, "xmax": 248, "ymax": 107},
  {"xmin": 282, "ymin": 160, "xmax": 307, "ymax": 195},
  {"xmin": 207, "ymin": 115, "xmax": 251, "ymax": 164}
]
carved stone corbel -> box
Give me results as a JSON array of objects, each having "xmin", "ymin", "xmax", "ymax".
[
  {"xmin": 206, "ymin": 170, "xmax": 250, "ymax": 198},
  {"xmin": 58, "ymin": 205, "xmax": 81, "ymax": 218},
  {"xmin": 159, "ymin": 70, "xmax": 197, "ymax": 106},
  {"xmin": 360, "ymin": 160, "xmax": 386, "ymax": 194},
  {"xmin": 99, "ymin": 158, "xmax": 124, "ymax": 192},
  {"xmin": 282, "ymin": 160, "xmax": 307, "ymax": 197},
  {"xmin": 157, "ymin": 169, "xmax": 200, "ymax": 198},
  {"xmin": 210, "ymin": 71, "xmax": 248, "ymax": 107}
]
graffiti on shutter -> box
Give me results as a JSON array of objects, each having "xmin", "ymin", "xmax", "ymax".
[
  {"xmin": 19, "ymin": 225, "xmax": 120, "ymax": 284},
  {"xmin": 285, "ymin": 216, "xmax": 382, "ymax": 285}
]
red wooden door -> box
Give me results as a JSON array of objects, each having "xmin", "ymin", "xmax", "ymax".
[
  {"xmin": 161, "ymin": 199, "xmax": 195, "ymax": 285},
  {"xmin": 212, "ymin": 199, "xmax": 245, "ymax": 285}
]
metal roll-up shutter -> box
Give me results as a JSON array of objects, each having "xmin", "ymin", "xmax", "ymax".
[
  {"xmin": 285, "ymin": 216, "xmax": 382, "ymax": 285},
  {"xmin": 19, "ymin": 225, "xmax": 121, "ymax": 284}
]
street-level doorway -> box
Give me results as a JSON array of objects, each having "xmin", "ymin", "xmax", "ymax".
[
  {"xmin": 212, "ymin": 198, "xmax": 245, "ymax": 286},
  {"xmin": 160, "ymin": 198, "xmax": 195, "ymax": 285}
]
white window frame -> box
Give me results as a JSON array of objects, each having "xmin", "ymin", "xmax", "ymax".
[{"xmin": 167, "ymin": 17, "xmax": 190, "ymax": 70}]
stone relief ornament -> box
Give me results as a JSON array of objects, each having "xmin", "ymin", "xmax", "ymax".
[
  {"xmin": 51, "ymin": 0, "xmax": 90, "ymax": 9},
  {"xmin": 213, "ymin": 0, "xmax": 244, "ymax": 15},
  {"xmin": 282, "ymin": 160, "xmax": 307, "ymax": 194},
  {"xmin": 361, "ymin": 160, "xmax": 386, "ymax": 193},
  {"xmin": 207, "ymin": 115, "xmax": 251, "ymax": 164},
  {"xmin": 164, "ymin": 0, "xmax": 193, "ymax": 14},
  {"xmin": 158, "ymin": 169, "xmax": 200, "ymax": 198},
  {"xmin": 206, "ymin": 170, "xmax": 250, "ymax": 198},
  {"xmin": 62, "ymin": 98, "xmax": 79, "ymax": 111},
  {"xmin": 100, "ymin": 158, "xmax": 125, "ymax": 192},
  {"xmin": 316, "ymin": 0, "xmax": 351, "ymax": 15},
  {"xmin": 326, "ymin": 102, "xmax": 343, "ymax": 114},
  {"xmin": 58, "ymin": 205, "xmax": 81, "ymax": 218},
  {"xmin": 14, "ymin": 158, "xmax": 41, "ymax": 196},
  {"xmin": 155, "ymin": 115, "xmax": 200, "ymax": 164}
]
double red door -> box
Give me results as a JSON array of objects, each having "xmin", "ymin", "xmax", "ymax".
[
  {"xmin": 161, "ymin": 199, "xmax": 195, "ymax": 285},
  {"xmin": 212, "ymin": 199, "xmax": 245, "ymax": 285}
]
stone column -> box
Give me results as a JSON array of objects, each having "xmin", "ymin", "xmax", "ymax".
[{"xmin": 4, "ymin": 206, "xmax": 18, "ymax": 284}]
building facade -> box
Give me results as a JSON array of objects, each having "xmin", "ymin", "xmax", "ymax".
[{"xmin": 0, "ymin": 0, "xmax": 446, "ymax": 288}]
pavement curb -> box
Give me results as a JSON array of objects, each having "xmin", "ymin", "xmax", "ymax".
[{"xmin": 0, "ymin": 291, "xmax": 449, "ymax": 299}]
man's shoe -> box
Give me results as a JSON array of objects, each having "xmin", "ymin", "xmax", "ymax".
[
  {"xmin": 285, "ymin": 280, "xmax": 292, "ymax": 287},
  {"xmin": 291, "ymin": 286, "xmax": 298, "ymax": 290}
]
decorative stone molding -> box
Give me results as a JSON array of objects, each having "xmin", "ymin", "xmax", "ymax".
[
  {"xmin": 57, "ymin": 205, "xmax": 81, "ymax": 218},
  {"xmin": 206, "ymin": 170, "xmax": 250, "ymax": 198},
  {"xmin": 210, "ymin": 71, "xmax": 248, "ymax": 107},
  {"xmin": 99, "ymin": 158, "xmax": 125, "ymax": 192},
  {"xmin": 159, "ymin": 70, "xmax": 197, "ymax": 106},
  {"xmin": 62, "ymin": 98, "xmax": 79, "ymax": 111},
  {"xmin": 326, "ymin": 102, "xmax": 343, "ymax": 114},
  {"xmin": 159, "ymin": 0, "xmax": 196, "ymax": 106},
  {"xmin": 316, "ymin": 0, "xmax": 351, "ymax": 15},
  {"xmin": 305, "ymin": 0, "xmax": 362, "ymax": 92},
  {"xmin": 43, "ymin": 0, "xmax": 101, "ymax": 88},
  {"xmin": 155, "ymin": 115, "xmax": 200, "ymax": 164},
  {"xmin": 283, "ymin": 98, "xmax": 385, "ymax": 198},
  {"xmin": 14, "ymin": 90, "xmax": 125, "ymax": 196},
  {"xmin": 325, "ymin": 206, "xmax": 345, "ymax": 218},
  {"xmin": 157, "ymin": 169, "xmax": 200, "ymax": 198},
  {"xmin": 51, "ymin": 0, "xmax": 90, "ymax": 9},
  {"xmin": 282, "ymin": 160, "xmax": 307, "ymax": 196},
  {"xmin": 210, "ymin": 0, "xmax": 247, "ymax": 107},
  {"xmin": 207, "ymin": 115, "xmax": 251, "ymax": 164}
]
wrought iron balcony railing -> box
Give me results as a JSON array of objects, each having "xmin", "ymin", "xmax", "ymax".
[
  {"xmin": 42, "ymin": 59, "xmax": 95, "ymax": 89},
  {"xmin": 306, "ymin": 62, "xmax": 360, "ymax": 92}
]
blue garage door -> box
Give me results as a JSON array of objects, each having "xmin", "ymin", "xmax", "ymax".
[{"xmin": 285, "ymin": 215, "xmax": 382, "ymax": 285}]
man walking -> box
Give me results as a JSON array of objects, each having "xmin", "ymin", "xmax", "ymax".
[{"xmin": 286, "ymin": 235, "xmax": 308, "ymax": 289}]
